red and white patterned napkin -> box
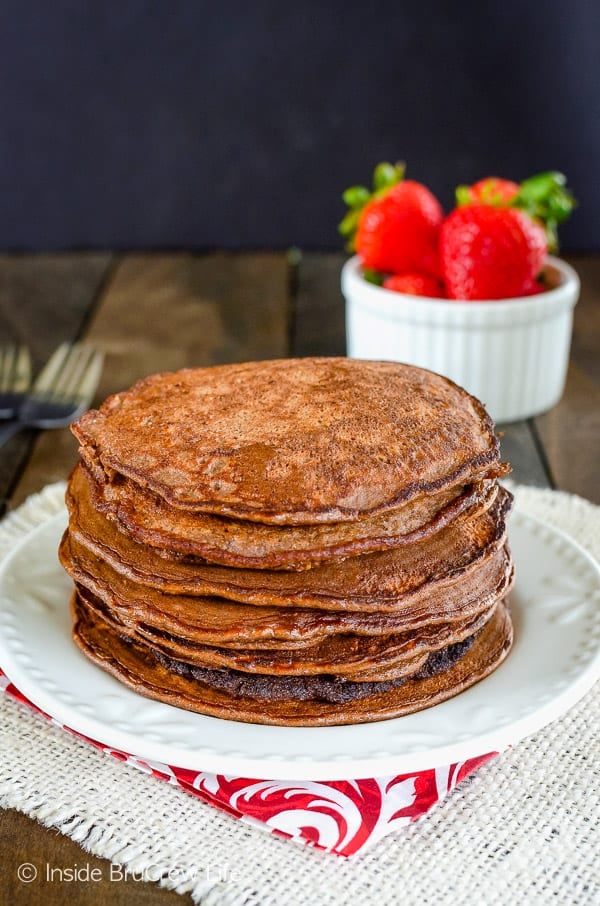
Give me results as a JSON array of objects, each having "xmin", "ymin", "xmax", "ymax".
[{"xmin": 0, "ymin": 667, "xmax": 497, "ymax": 857}]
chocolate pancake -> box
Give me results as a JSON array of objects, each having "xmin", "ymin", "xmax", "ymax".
[
  {"xmin": 61, "ymin": 528, "xmax": 513, "ymax": 649},
  {"xmin": 151, "ymin": 633, "xmax": 480, "ymax": 699},
  {"xmin": 72, "ymin": 358, "xmax": 507, "ymax": 525},
  {"xmin": 72, "ymin": 580, "xmax": 499, "ymax": 681},
  {"xmin": 71, "ymin": 595, "xmax": 513, "ymax": 726},
  {"xmin": 65, "ymin": 471, "xmax": 513, "ymax": 615},
  {"xmin": 81, "ymin": 461, "xmax": 495, "ymax": 569}
]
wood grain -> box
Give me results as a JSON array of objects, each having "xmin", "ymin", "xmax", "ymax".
[
  {"xmin": 534, "ymin": 363, "xmax": 600, "ymax": 503},
  {"xmin": 292, "ymin": 251, "xmax": 346, "ymax": 357},
  {"xmin": 0, "ymin": 254, "xmax": 113, "ymax": 511},
  {"xmin": 0, "ymin": 808, "xmax": 192, "ymax": 905},
  {"xmin": 534, "ymin": 255, "xmax": 600, "ymax": 503},
  {"xmin": 0, "ymin": 253, "xmax": 114, "ymax": 364},
  {"xmin": 497, "ymin": 422, "xmax": 551, "ymax": 488},
  {"xmin": 10, "ymin": 252, "xmax": 289, "ymax": 507}
]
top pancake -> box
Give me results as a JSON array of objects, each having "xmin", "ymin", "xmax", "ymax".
[{"xmin": 72, "ymin": 358, "xmax": 504, "ymax": 525}]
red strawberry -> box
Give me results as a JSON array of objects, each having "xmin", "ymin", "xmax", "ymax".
[
  {"xmin": 340, "ymin": 163, "xmax": 444, "ymax": 276},
  {"xmin": 456, "ymin": 177, "xmax": 520, "ymax": 207},
  {"xmin": 356, "ymin": 182, "xmax": 444, "ymax": 275},
  {"xmin": 383, "ymin": 272, "xmax": 446, "ymax": 298},
  {"xmin": 440, "ymin": 205, "xmax": 548, "ymax": 300},
  {"xmin": 456, "ymin": 171, "xmax": 576, "ymax": 252}
]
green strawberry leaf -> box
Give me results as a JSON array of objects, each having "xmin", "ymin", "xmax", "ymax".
[
  {"xmin": 339, "ymin": 161, "xmax": 406, "ymax": 250},
  {"xmin": 342, "ymin": 185, "xmax": 370, "ymax": 208},
  {"xmin": 362, "ymin": 268, "xmax": 385, "ymax": 286},
  {"xmin": 338, "ymin": 208, "xmax": 361, "ymax": 238},
  {"xmin": 517, "ymin": 171, "xmax": 565, "ymax": 203},
  {"xmin": 373, "ymin": 162, "xmax": 402, "ymax": 191},
  {"xmin": 511, "ymin": 171, "xmax": 576, "ymax": 251}
]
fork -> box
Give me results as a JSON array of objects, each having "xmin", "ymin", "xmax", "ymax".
[
  {"xmin": 0, "ymin": 342, "xmax": 104, "ymax": 448},
  {"xmin": 0, "ymin": 344, "xmax": 32, "ymax": 418}
]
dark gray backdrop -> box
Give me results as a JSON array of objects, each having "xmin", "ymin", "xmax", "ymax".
[{"xmin": 0, "ymin": 1, "xmax": 597, "ymax": 250}]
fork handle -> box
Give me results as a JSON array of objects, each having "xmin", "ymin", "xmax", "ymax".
[{"xmin": 0, "ymin": 420, "xmax": 25, "ymax": 448}]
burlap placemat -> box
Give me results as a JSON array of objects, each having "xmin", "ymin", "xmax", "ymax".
[{"xmin": 1, "ymin": 482, "xmax": 598, "ymax": 905}]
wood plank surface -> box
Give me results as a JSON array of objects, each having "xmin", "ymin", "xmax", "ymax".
[
  {"xmin": 0, "ymin": 808, "xmax": 191, "ymax": 905},
  {"xmin": 0, "ymin": 254, "xmax": 113, "ymax": 511},
  {"xmin": 292, "ymin": 251, "xmax": 346, "ymax": 356},
  {"xmin": 11, "ymin": 252, "xmax": 289, "ymax": 507},
  {"xmin": 497, "ymin": 421, "xmax": 552, "ymax": 488},
  {"xmin": 534, "ymin": 255, "xmax": 600, "ymax": 502}
]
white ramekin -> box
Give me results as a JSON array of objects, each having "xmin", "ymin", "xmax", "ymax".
[{"xmin": 342, "ymin": 255, "xmax": 580, "ymax": 423}]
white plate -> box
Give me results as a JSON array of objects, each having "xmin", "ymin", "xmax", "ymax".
[{"xmin": 0, "ymin": 505, "xmax": 599, "ymax": 780}]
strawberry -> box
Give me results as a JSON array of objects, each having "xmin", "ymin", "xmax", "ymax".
[
  {"xmin": 440, "ymin": 205, "xmax": 548, "ymax": 300},
  {"xmin": 339, "ymin": 162, "xmax": 444, "ymax": 276},
  {"xmin": 383, "ymin": 273, "xmax": 446, "ymax": 298},
  {"xmin": 456, "ymin": 177, "xmax": 520, "ymax": 207},
  {"xmin": 456, "ymin": 171, "xmax": 576, "ymax": 252}
]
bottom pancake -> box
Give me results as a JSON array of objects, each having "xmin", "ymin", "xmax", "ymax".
[{"xmin": 72, "ymin": 594, "xmax": 513, "ymax": 726}]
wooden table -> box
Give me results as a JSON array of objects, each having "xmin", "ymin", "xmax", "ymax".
[{"xmin": 0, "ymin": 251, "xmax": 598, "ymax": 905}]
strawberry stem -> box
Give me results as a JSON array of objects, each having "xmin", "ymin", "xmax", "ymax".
[
  {"xmin": 339, "ymin": 161, "xmax": 406, "ymax": 250},
  {"xmin": 455, "ymin": 185, "xmax": 473, "ymax": 207},
  {"xmin": 373, "ymin": 161, "xmax": 405, "ymax": 191}
]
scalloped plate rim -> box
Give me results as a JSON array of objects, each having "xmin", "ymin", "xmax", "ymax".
[{"xmin": 0, "ymin": 502, "xmax": 598, "ymax": 780}]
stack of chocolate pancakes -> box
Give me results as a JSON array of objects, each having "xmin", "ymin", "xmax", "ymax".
[{"xmin": 60, "ymin": 358, "xmax": 514, "ymax": 726}]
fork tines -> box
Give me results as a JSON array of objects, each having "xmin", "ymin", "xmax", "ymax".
[
  {"xmin": 0, "ymin": 343, "xmax": 31, "ymax": 393},
  {"xmin": 34, "ymin": 342, "xmax": 104, "ymax": 407}
]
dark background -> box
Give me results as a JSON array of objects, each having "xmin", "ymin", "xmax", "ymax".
[{"xmin": 0, "ymin": 0, "xmax": 598, "ymax": 251}]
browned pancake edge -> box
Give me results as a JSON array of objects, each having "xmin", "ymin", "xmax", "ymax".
[
  {"xmin": 78, "ymin": 460, "xmax": 498, "ymax": 568},
  {"xmin": 71, "ymin": 594, "xmax": 513, "ymax": 726},
  {"xmin": 72, "ymin": 358, "xmax": 508, "ymax": 525}
]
